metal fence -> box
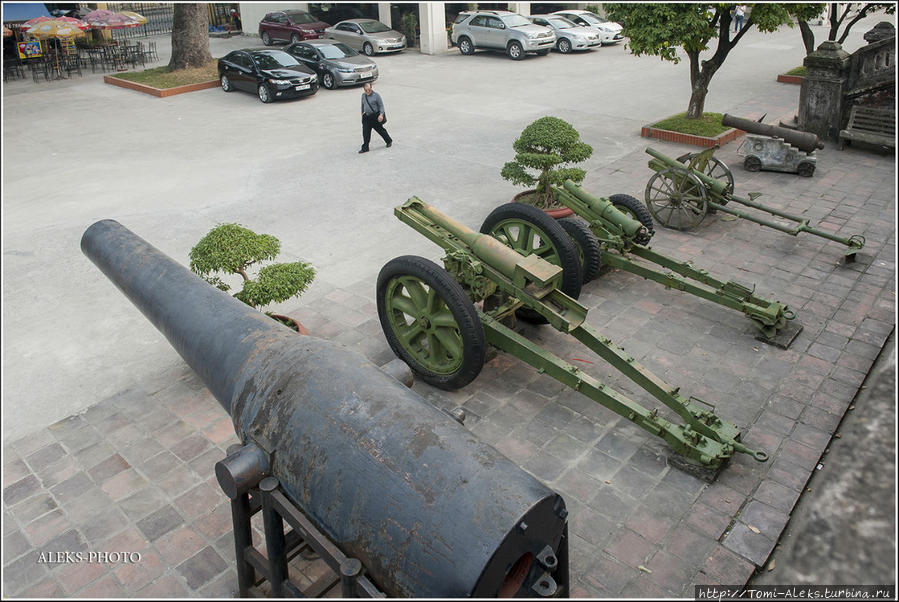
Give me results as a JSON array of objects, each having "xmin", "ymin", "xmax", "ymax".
[{"xmin": 102, "ymin": 3, "xmax": 174, "ymax": 41}]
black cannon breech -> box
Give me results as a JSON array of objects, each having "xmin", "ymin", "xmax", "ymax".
[{"xmin": 81, "ymin": 219, "xmax": 568, "ymax": 598}]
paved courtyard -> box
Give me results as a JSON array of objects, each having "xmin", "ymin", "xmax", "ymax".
[{"xmin": 2, "ymin": 16, "xmax": 895, "ymax": 598}]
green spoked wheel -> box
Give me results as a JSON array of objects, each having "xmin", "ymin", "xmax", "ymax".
[
  {"xmin": 480, "ymin": 203, "xmax": 583, "ymax": 299},
  {"xmin": 683, "ymin": 153, "xmax": 734, "ymax": 198},
  {"xmin": 645, "ymin": 168, "xmax": 709, "ymax": 231},
  {"xmin": 377, "ymin": 256, "xmax": 486, "ymax": 390}
]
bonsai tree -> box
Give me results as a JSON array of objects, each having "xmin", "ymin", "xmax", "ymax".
[
  {"xmin": 501, "ymin": 116, "xmax": 593, "ymax": 208},
  {"xmin": 189, "ymin": 223, "xmax": 315, "ymax": 318}
]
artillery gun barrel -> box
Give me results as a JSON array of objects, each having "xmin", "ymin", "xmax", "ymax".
[
  {"xmin": 722, "ymin": 113, "xmax": 824, "ymax": 153},
  {"xmin": 561, "ymin": 180, "xmax": 647, "ymax": 240},
  {"xmin": 81, "ymin": 219, "xmax": 568, "ymax": 598}
]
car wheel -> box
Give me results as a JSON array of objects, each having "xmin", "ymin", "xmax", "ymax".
[
  {"xmin": 291, "ymin": 33, "xmax": 300, "ymax": 44},
  {"xmin": 258, "ymin": 83, "xmax": 272, "ymax": 103},
  {"xmin": 322, "ymin": 72, "xmax": 336, "ymax": 90},
  {"xmin": 261, "ymin": 31, "xmax": 272, "ymax": 46},
  {"xmin": 220, "ymin": 74, "xmax": 232, "ymax": 92},
  {"xmin": 507, "ymin": 40, "xmax": 524, "ymax": 60},
  {"xmin": 363, "ymin": 42, "xmax": 374, "ymax": 56},
  {"xmin": 558, "ymin": 38, "xmax": 572, "ymax": 54},
  {"xmin": 458, "ymin": 36, "xmax": 474, "ymax": 55}
]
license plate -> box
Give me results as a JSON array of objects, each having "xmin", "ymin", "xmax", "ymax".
[
  {"xmin": 359, "ymin": 71, "xmax": 372, "ymax": 79},
  {"xmin": 295, "ymin": 84, "xmax": 310, "ymax": 90}
]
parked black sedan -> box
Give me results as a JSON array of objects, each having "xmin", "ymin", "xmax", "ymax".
[
  {"xmin": 218, "ymin": 49, "xmax": 319, "ymax": 103},
  {"xmin": 284, "ymin": 40, "xmax": 377, "ymax": 90}
]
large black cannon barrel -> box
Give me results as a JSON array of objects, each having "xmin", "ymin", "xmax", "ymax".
[
  {"xmin": 81, "ymin": 219, "xmax": 568, "ymax": 598},
  {"xmin": 722, "ymin": 113, "xmax": 825, "ymax": 153}
]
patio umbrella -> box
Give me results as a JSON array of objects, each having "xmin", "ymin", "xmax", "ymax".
[
  {"xmin": 118, "ymin": 11, "xmax": 148, "ymax": 26},
  {"xmin": 53, "ymin": 16, "xmax": 91, "ymax": 30},
  {"xmin": 82, "ymin": 9, "xmax": 142, "ymax": 29},
  {"xmin": 23, "ymin": 20, "xmax": 86, "ymax": 39},
  {"xmin": 21, "ymin": 16, "xmax": 54, "ymax": 28}
]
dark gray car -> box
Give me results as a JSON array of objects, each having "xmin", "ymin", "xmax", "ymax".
[
  {"xmin": 325, "ymin": 19, "xmax": 406, "ymax": 55},
  {"xmin": 285, "ymin": 40, "xmax": 378, "ymax": 89}
]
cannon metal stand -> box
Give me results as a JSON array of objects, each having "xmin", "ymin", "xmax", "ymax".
[
  {"xmin": 379, "ymin": 199, "xmax": 769, "ymax": 480},
  {"xmin": 644, "ymin": 146, "xmax": 866, "ymax": 260},
  {"xmin": 222, "ymin": 445, "xmax": 385, "ymax": 599}
]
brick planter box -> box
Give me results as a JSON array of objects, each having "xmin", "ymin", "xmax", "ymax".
[
  {"xmin": 103, "ymin": 76, "xmax": 219, "ymax": 98},
  {"xmin": 776, "ymin": 74, "xmax": 803, "ymax": 85},
  {"xmin": 640, "ymin": 125, "xmax": 743, "ymax": 148}
]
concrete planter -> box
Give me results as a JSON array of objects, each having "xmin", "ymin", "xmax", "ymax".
[
  {"xmin": 513, "ymin": 189, "xmax": 574, "ymax": 218},
  {"xmin": 777, "ymin": 74, "xmax": 804, "ymax": 85},
  {"xmin": 640, "ymin": 125, "xmax": 743, "ymax": 148},
  {"xmin": 104, "ymin": 76, "xmax": 219, "ymax": 98}
]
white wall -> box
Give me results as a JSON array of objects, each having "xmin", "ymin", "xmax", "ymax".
[{"xmin": 238, "ymin": 3, "xmax": 310, "ymax": 38}]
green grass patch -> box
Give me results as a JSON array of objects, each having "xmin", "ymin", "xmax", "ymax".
[
  {"xmin": 110, "ymin": 61, "xmax": 219, "ymax": 89},
  {"xmin": 651, "ymin": 112, "xmax": 728, "ymax": 137},
  {"xmin": 784, "ymin": 65, "xmax": 807, "ymax": 76}
]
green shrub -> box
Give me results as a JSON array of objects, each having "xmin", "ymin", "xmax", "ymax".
[
  {"xmin": 189, "ymin": 223, "xmax": 315, "ymax": 311},
  {"xmin": 501, "ymin": 116, "xmax": 593, "ymax": 208},
  {"xmin": 651, "ymin": 112, "xmax": 728, "ymax": 137}
]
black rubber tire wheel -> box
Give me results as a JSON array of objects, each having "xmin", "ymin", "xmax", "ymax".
[
  {"xmin": 291, "ymin": 33, "xmax": 300, "ymax": 44},
  {"xmin": 377, "ymin": 256, "xmax": 486, "ymax": 390},
  {"xmin": 458, "ymin": 36, "xmax": 474, "ymax": 55},
  {"xmin": 744, "ymin": 156, "xmax": 762, "ymax": 172},
  {"xmin": 558, "ymin": 38, "xmax": 572, "ymax": 54},
  {"xmin": 609, "ymin": 193, "xmax": 655, "ymax": 243},
  {"xmin": 363, "ymin": 42, "xmax": 374, "ymax": 56},
  {"xmin": 258, "ymin": 83, "xmax": 272, "ymax": 103},
  {"xmin": 220, "ymin": 74, "xmax": 232, "ymax": 92},
  {"xmin": 797, "ymin": 162, "xmax": 815, "ymax": 177},
  {"xmin": 480, "ymin": 203, "xmax": 583, "ymax": 299},
  {"xmin": 261, "ymin": 31, "xmax": 272, "ymax": 46},
  {"xmin": 558, "ymin": 218, "xmax": 602, "ymax": 283},
  {"xmin": 322, "ymin": 72, "xmax": 336, "ymax": 89},
  {"xmin": 507, "ymin": 40, "xmax": 524, "ymax": 60}
]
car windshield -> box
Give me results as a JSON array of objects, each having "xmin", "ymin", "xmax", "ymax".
[
  {"xmin": 359, "ymin": 21, "xmax": 391, "ymax": 33},
  {"xmin": 502, "ymin": 14, "xmax": 532, "ymax": 27},
  {"xmin": 548, "ymin": 17, "xmax": 576, "ymax": 29},
  {"xmin": 252, "ymin": 51, "xmax": 302, "ymax": 69},
  {"xmin": 578, "ymin": 13, "xmax": 602, "ymax": 25},
  {"xmin": 286, "ymin": 11, "xmax": 316, "ymax": 24},
  {"xmin": 317, "ymin": 43, "xmax": 358, "ymax": 59}
]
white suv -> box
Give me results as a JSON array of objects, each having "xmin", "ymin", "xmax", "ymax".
[{"xmin": 452, "ymin": 10, "xmax": 555, "ymax": 60}]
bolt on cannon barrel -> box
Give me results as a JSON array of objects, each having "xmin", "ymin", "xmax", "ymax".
[{"xmin": 81, "ymin": 219, "xmax": 569, "ymax": 598}]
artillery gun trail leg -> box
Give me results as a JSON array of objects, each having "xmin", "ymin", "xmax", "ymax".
[
  {"xmin": 558, "ymin": 218, "xmax": 602, "ymax": 283},
  {"xmin": 377, "ymin": 255, "xmax": 486, "ymax": 390}
]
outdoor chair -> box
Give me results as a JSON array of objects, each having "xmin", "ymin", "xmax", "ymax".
[
  {"xmin": 146, "ymin": 41, "xmax": 158, "ymax": 61},
  {"xmin": 64, "ymin": 54, "xmax": 83, "ymax": 78},
  {"xmin": 3, "ymin": 59, "xmax": 26, "ymax": 82}
]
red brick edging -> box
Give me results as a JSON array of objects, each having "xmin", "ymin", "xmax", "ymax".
[
  {"xmin": 640, "ymin": 125, "xmax": 743, "ymax": 148},
  {"xmin": 103, "ymin": 76, "xmax": 219, "ymax": 97},
  {"xmin": 776, "ymin": 74, "xmax": 803, "ymax": 85}
]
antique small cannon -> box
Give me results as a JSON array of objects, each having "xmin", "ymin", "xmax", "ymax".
[
  {"xmin": 81, "ymin": 219, "xmax": 569, "ymax": 598},
  {"xmin": 722, "ymin": 113, "xmax": 823, "ymax": 177},
  {"xmin": 379, "ymin": 199, "xmax": 768, "ymax": 479},
  {"xmin": 644, "ymin": 146, "xmax": 866, "ymax": 260},
  {"xmin": 482, "ymin": 181, "xmax": 799, "ymax": 346}
]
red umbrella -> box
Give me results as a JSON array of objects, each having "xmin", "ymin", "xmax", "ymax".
[
  {"xmin": 83, "ymin": 9, "xmax": 141, "ymax": 29},
  {"xmin": 22, "ymin": 16, "xmax": 54, "ymax": 28},
  {"xmin": 53, "ymin": 16, "xmax": 91, "ymax": 30}
]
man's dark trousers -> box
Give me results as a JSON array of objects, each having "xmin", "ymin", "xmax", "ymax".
[{"xmin": 362, "ymin": 113, "xmax": 392, "ymax": 151}]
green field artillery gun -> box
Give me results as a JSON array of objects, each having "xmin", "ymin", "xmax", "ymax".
[
  {"xmin": 378, "ymin": 198, "xmax": 769, "ymax": 479},
  {"xmin": 644, "ymin": 146, "xmax": 866, "ymax": 260},
  {"xmin": 498, "ymin": 181, "xmax": 801, "ymax": 347}
]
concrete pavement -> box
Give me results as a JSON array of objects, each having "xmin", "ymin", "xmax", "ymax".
[{"xmin": 2, "ymin": 14, "xmax": 895, "ymax": 598}]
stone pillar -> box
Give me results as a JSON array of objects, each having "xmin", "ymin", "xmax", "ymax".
[
  {"xmin": 378, "ymin": 3, "xmax": 392, "ymax": 28},
  {"xmin": 798, "ymin": 41, "xmax": 850, "ymax": 141},
  {"xmin": 419, "ymin": 2, "xmax": 448, "ymax": 55},
  {"xmin": 508, "ymin": 2, "xmax": 530, "ymax": 15}
]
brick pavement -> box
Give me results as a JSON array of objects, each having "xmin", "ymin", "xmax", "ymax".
[{"xmin": 3, "ymin": 125, "xmax": 894, "ymax": 596}]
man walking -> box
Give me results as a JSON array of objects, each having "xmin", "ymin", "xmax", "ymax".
[
  {"xmin": 359, "ymin": 82, "xmax": 392, "ymax": 153},
  {"xmin": 734, "ymin": 5, "xmax": 746, "ymax": 32}
]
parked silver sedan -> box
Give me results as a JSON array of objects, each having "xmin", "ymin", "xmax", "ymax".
[
  {"xmin": 285, "ymin": 40, "xmax": 378, "ymax": 89},
  {"xmin": 324, "ymin": 19, "xmax": 406, "ymax": 56}
]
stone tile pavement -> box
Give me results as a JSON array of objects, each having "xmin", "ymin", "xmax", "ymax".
[{"xmin": 2, "ymin": 130, "xmax": 894, "ymax": 596}]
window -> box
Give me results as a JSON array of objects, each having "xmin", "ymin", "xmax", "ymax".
[
  {"xmin": 232, "ymin": 53, "xmax": 253, "ymax": 70},
  {"xmin": 294, "ymin": 45, "xmax": 316, "ymax": 60},
  {"xmin": 336, "ymin": 23, "xmax": 354, "ymax": 32},
  {"xmin": 454, "ymin": 13, "xmax": 471, "ymax": 24},
  {"xmin": 532, "ymin": 18, "xmax": 547, "ymax": 26},
  {"xmin": 486, "ymin": 17, "xmax": 504, "ymax": 29},
  {"xmin": 501, "ymin": 14, "xmax": 531, "ymax": 27},
  {"xmin": 359, "ymin": 21, "xmax": 390, "ymax": 33},
  {"xmin": 286, "ymin": 11, "xmax": 317, "ymax": 24},
  {"xmin": 317, "ymin": 43, "xmax": 357, "ymax": 59},
  {"xmin": 469, "ymin": 15, "xmax": 488, "ymax": 27}
]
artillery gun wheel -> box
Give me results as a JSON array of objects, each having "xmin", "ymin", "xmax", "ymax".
[
  {"xmin": 645, "ymin": 169, "xmax": 709, "ymax": 231},
  {"xmin": 377, "ymin": 256, "xmax": 486, "ymax": 390},
  {"xmin": 683, "ymin": 153, "xmax": 734, "ymax": 201},
  {"xmin": 608, "ymin": 194, "xmax": 655, "ymax": 243},
  {"xmin": 480, "ymin": 203, "xmax": 583, "ymax": 298},
  {"xmin": 558, "ymin": 218, "xmax": 602, "ymax": 283},
  {"xmin": 743, "ymin": 156, "xmax": 762, "ymax": 172},
  {"xmin": 797, "ymin": 161, "xmax": 815, "ymax": 177}
]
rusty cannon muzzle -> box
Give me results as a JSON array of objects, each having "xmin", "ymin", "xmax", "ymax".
[
  {"xmin": 81, "ymin": 219, "xmax": 569, "ymax": 598},
  {"xmin": 722, "ymin": 113, "xmax": 824, "ymax": 154}
]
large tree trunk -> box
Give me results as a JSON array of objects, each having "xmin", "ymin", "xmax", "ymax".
[
  {"xmin": 169, "ymin": 3, "xmax": 212, "ymax": 70},
  {"xmin": 798, "ymin": 20, "xmax": 816, "ymax": 55}
]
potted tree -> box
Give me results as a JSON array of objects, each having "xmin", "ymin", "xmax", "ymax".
[
  {"xmin": 500, "ymin": 116, "xmax": 593, "ymax": 217},
  {"xmin": 189, "ymin": 223, "xmax": 316, "ymax": 333}
]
